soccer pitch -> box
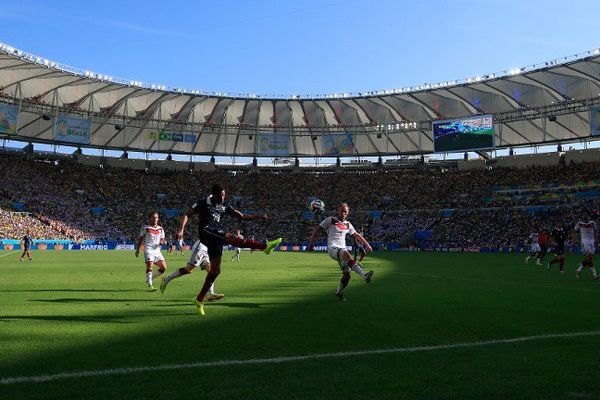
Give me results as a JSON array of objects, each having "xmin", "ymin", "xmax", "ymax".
[{"xmin": 1, "ymin": 250, "xmax": 600, "ymax": 399}]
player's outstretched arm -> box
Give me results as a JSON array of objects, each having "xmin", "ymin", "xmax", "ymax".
[
  {"xmin": 232, "ymin": 209, "xmax": 268, "ymax": 221},
  {"xmin": 352, "ymin": 232, "xmax": 373, "ymax": 252},
  {"xmin": 177, "ymin": 208, "xmax": 194, "ymax": 239},
  {"xmin": 307, "ymin": 226, "xmax": 321, "ymax": 251}
]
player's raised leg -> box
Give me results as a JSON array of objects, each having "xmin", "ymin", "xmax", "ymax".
[{"xmin": 224, "ymin": 232, "xmax": 281, "ymax": 255}]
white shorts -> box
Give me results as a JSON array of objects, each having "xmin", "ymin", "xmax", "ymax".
[
  {"xmin": 530, "ymin": 243, "xmax": 541, "ymax": 252},
  {"xmin": 188, "ymin": 240, "xmax": 210, "ymax": 268},
  {"xmin": 144, "ymin": 249, "xmax": 165, "ymax": 264},
  {"xmin": 582, "ymin": 240, "xmax": 595, "ymax": 255},
  {"xmin": 328, "ymin": 246, "xmax": 347, "ymax": 261}
]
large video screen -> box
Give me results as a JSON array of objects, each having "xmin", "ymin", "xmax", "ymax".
[{"xmin": 433, "ymin": 115, "xmax": 494, "ymax": 152}]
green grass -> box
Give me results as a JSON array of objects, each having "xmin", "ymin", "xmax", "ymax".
[{"xmin": 1, "ymin": 250, "xmax": 600, "ymax": 399}]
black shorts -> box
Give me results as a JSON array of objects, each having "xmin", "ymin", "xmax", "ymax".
[{"xmin": 200, "ymin": 226, "xmax": 226, "ymax": 259}]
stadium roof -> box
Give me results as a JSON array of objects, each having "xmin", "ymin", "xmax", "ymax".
[{"xmin": 0, "ymin": 42, "xmax": 599, "ymax": 156}]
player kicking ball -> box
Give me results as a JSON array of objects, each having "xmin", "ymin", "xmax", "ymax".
[
  {"xmin": 308, "ymin": 203, "xmax": 373, "ymax": 302},
  {"xmin": 177, "ymin": 183, "xmax": 281, "ymax": 316},
  {"xmin": 135, "ymin": 211, "xmax": 168, "ymax": 291}
]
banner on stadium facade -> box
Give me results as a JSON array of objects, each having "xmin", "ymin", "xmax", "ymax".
[
  {"xmin": 147, "ymin": 131, "xmax": 197, "ymax": 143},
  {"xmin": 54, "ymin": 114, "xmax": 91, "ymax": 144},
  {"xmin": 0, "ymin": 103, "xmax": 19, "ymax": 134},
  {"xmin": 258, "ymin": 132, "xmax": 290, "ymax": 156},
  {"xmin": 591, "ymin": 106, "xmax": 600, "ymax": 136},
  {"xmin": 322, "ymin": 132, "xmax": 355, "ymax": 156}
]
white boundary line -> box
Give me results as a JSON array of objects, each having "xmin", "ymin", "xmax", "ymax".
[
  {"xmin": 2, "ymin": 330, "xmax": 599, "ymax": 385},
  {"xmin": 0, "ymin": 250, "xmax": 19, "ymax": 258}
]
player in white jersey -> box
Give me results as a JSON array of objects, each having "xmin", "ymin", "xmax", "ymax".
[
  {"xmin": 308, "ymin": 203, "xmax": 373, "ymax": 301},
  {"xmin": 135, "ymin": 211, "xmax": 168, "ymax": 291},
  {"xmin": 525, "ymin": 232, "xmax": 541, "ymax": 264},
  {"xmin": 575, "ymin": 211, "xmax": 598, "ymax": 280},
  {"xmin": 231, "ymin": 229, "xmax": 242, "ymax": 262},
  {"xmin": 159, "ymin": 238, "xmax": 224, "ymax": 301}
]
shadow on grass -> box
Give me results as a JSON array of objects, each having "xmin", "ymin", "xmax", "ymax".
[
  {"xmin": 0, "ymin": 289, "xmax": 145, "ymax": 293},
  {"xmin": 29, "ymin": 298, "xmax": 185, "ymax": 303},
  {"xmin": 0, "ymin": 312, "xmax": 203, "ymax": 323},
  {"xmin": 0, "ymin": 252, "xmax": 399, "ymax": 399}
]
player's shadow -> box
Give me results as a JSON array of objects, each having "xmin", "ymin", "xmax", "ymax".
[
  {"xmin": 0, "ymin": 315, "xmax": 135, "ymax": 324},
  {"xmin": 0, "ymin": 289, "xmax": 144, "ymax": 293},
  {"xmin": 29, "ymin": 298, "xmax": 184, "ymax": 303},
  {"xmin": 154, "ymin": 302, "xmax": 263, "ymax": 309},
  {"xmin": 1, "ymin": 312, "xmax": 201, "ymax": 323}
]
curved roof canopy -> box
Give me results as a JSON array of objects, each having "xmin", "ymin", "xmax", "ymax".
[{"xmin": 0, "ymin": 43, "xmax": 599, "ymax": 156}]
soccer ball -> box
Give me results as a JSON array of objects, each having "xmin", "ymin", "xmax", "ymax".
[{"xmin": 309, "ymin": 199, "xmax": 325, "ymax": 215}]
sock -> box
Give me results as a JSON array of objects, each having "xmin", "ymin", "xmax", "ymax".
[
  {"xmin": 591, "ymin": 267, "xmax": 598, "ymax": 277},
  {"xmin": 196, "ymin": 272, "xmax": 218, "ymax": 302},
  {"xmin": 209, "ymin": 282, "xmax": 215, "ymax": 294},
  {"xmin": 559, "ymin": 260, "xmax": 564, "ymax": 271},
  {"xmin": 351, "ymin": 263, "xmax": 367, "ymax": 279},
  {"xmin": 146, "ymin": 271, "xmax": 153, "ymax": 285},
  {"xmin": 336, "ymin": 273, "xmax": 351, "ymax": 294},
  {"xmin": 577, "ymin": 264, "xmax": 584, "ymax": 274},
  {"xmin": 164, "ymin": 267, "xmax": 189, "ymax": 284},
  {"xmin": 230, "ymin": 237, "xmax": 266, "ymax": 251}
]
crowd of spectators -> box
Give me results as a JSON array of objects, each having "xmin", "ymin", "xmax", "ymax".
[
  {"xmin": 0, "ymin": 208, "xmax": 68, "ymax": 240},
  {"xmin": 1, "ymin": 152, "xmax": 599, "ymax": 247}
]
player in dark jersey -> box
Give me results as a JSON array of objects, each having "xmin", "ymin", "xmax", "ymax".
[
  {"xmin": 19, "ymin": 232, "xmax": 33, "ymax": 261},
  {"xmin": 537, "ymin": 230, "xmax": 550, "ymax": 265},
  {"xmin": 547, "ymin": 226, "xmax": 567, "ymax": 274},
  {"xmin": 176, "ymin": 183, "xmax": 282, "ymax": 315}
]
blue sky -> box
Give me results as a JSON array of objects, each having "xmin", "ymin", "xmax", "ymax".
[{"xmin": 1, "ymin": 0, "xmax": 599, "ymax": 96}]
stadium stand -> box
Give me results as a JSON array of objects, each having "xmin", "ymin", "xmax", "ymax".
[{"xmin": 2, "ymin": 150, "xmax": 600, "ymax": 249}]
